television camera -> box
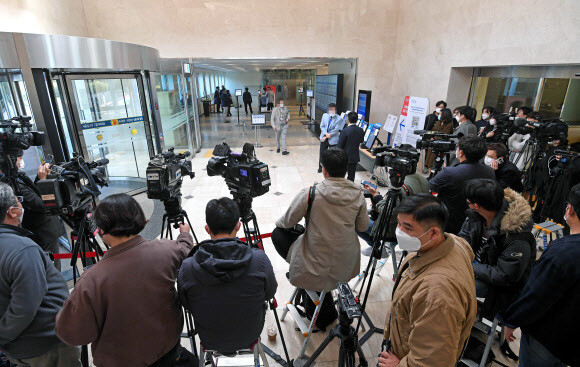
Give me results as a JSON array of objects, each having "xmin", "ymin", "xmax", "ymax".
[
  {"xmin": 414, "ymin": 130, "xmax": 458, "ymax": 152},
  {"xmin": 0, "ymin": 116, "xmax": 45, "ymax": 181},
  {"xmin": 146, "ymin": 148, "xmax": 197, "ymax": 240},
  {"xmin": 372, "ymin": 145, "xmax": 420, "ymax": 185}
]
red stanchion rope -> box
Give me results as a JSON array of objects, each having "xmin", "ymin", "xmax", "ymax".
[{"xmin": 51, "ymin": 232, "xmax": 273, "ymax": 259}]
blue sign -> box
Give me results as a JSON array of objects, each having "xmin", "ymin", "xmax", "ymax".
[{"xmin": 81, "ymin": 116, "xmax": 144, "ymax": 130}]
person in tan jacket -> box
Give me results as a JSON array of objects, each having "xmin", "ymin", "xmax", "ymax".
[
  {"xmin": 272, "ymin": 147, "xmax": 370, "ymax": 292},
  {"xmin": 379, "ymin": 193, "xmax": 477, "ymax": 367},
  {"xmin": 55, "ymin": 194, "xmax": 194, "ymax": 367}
]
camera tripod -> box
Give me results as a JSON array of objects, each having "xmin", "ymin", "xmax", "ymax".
[
  {"xmin": 300, "ymin": 309, "xmax": 368, "ymax": 367},
  {"xmin": 160, "ymin": 197, "xmax": 199, "ymax": 244},
  {"xmin": 428, "ymin": 150, "xmax": 450, "ymax": 179},
  {"xmin": 233, "ymin": 194, "xmax": 292, "ymax": 366},
  {"xmin": 356, "ymin": 170, "xmax": 407, "ymax": 347},
  {"xmin": 158, "ymin": 203, "xmax": 200, "ymax": 361}
]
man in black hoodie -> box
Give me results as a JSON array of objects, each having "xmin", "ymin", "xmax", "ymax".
[{"xmin": 178, "ymin": 197, "xmax": 277, "ymax": 352}]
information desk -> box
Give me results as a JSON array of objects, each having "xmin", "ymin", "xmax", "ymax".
[{"xmin": 358, "ymin": 147, "xmax": 376, "ymax": 173}]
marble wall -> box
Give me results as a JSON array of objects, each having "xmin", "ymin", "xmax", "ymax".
[{"xmin": 0, "ymin": 0, "xmax": 89, "ymax": 37}]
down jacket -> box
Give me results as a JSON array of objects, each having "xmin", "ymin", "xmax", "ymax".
[
  {"xmin": 458, "ymin": 188, "xmax": 537, "ymax": 318},
  {"xmin": 276, "ymin": 177, "xmax": 369, "ymax": 291},
  {"xmin": 385, "ymin": 234, "xmax": 477, "ymax": 366}
]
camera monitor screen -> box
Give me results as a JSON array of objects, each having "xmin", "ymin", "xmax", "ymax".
[
  {"xmin": 364, "ymin": 123, "xmax": 375, "ymax": 142},
  {"xmin": 306, "ymin": 89, "xmax": 314, "ymax": 97},
  {"xmin": 360, "ymin": 120, "xmax": 369, "ymax": 132},
  {"xmin": 235, "ymin": 89, "xmax": 242, "ymax": 96},
  {"xmin": 365, "ymin": 123, "xmax": 382, "ymax": 149}
]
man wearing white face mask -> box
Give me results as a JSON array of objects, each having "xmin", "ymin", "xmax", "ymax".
[
  {"xmin": 475, "ymin": 106, "xmax": 494, "ymax": 132},
  {"xmin": 498, "ymin": 184, "xmax": 580, "ymax": 367},
  {"xmin": 378, "ymin": 193, "xmax": 476, "ymax": 367},
  {"xmin": 271, "ymin": 99, "xmax": 291, "ymax": 155},
  {"xmin": 318, "ymin": 103, "xmax": 345, "ymax": 173},
  {"xmin": 424, "ymin": 100, "xmax": 447, "ymax": 131}
]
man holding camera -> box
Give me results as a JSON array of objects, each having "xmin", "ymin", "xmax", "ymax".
[
  {"xmin": 178, "ymin": 198, "xmax": 277, "ymax": 352},
  {"xmin": 429, "ymin": 135, "xmax": 495, "ymax": 234},
  {"xmin": 272, "ymin": 147, "xmax": 369, "ymax": 292},
  {"xmin": 458, "ymin": 179, "xmax": 536, "ymax": 317},
  {"xmin": 56, "ymin": 193, "xmax": 194, "ymax": 367},
  {"xmin": 0, "ymin": 183, "xmax": 81, "ymax": 367},
  {"xmin": 378, "ymin": 194, "xmax": 476, "ymax": 367},
  {"xmin": 318, "ymin": 103, "xmax": 345, "ymax": 173},
  {"xmin": 271, "ymin": 98, "xmax": 291, "ymax": 155},
  {"xmin": 14, "ymin": 151, "xmax": 65, "ymax": 270}
]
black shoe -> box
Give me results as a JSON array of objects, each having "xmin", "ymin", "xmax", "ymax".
[
  {"xmin": 277, "ymin": 148, "xmax": 280, "ymax": 153},
  {"xmin": 282, "ymin": 151, "xmax": 289, "ymax": 155},
  {"xmin": 317, "ymin": 167, "xmax": 322, "ymax": 173},
  {"xmin": 224, "ymin": 120, "xmax": 230, "ymax": 123}
]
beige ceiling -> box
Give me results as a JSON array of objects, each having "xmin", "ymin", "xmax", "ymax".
[{"xmin": 191, "ymin": 58, "xmax": 351, "ymax": 72}]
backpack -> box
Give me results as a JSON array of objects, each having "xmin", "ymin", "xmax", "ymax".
[{"xmin": 293, "ymin": 289, "xmax": 338, "ymax": 331}]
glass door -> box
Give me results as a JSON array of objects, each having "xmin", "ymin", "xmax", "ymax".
[{"xmin": 65, "ymin": 74, "xmax": 154, "ymax": 194}]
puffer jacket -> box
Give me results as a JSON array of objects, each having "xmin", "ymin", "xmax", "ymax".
[
  {"xmin": 458, "ymin": 188, "xmax": 536, "ymax": 318},
  {"xmin": 276, "ymin": 177, "xmax": 369, "ymax": 291},
  {"xmin": 384, "ymin": 234, "xmax": 477, "ymax": 366}
]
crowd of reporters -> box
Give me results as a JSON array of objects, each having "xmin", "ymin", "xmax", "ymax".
[{"xmin": 0, "ymin": 102, "xmax": 578, "ymax": 367}]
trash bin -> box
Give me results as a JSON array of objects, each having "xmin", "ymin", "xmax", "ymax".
[{"xmin": 202, "ymin": 101, "xmax": 210, "ymax": 116}]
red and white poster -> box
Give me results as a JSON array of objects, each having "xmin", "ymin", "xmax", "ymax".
[{"xmin": 393, "ymin": 96, "xmax": 429, "ymax": 147}]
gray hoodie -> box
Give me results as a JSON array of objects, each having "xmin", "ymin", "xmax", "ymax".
[
  {"xmin": 276, "ymin": 177, "xmax": 370, "ymax": 291},
  {"xmin": 0, "ymin": 224, "xmax": 69, "ymax": 359}
]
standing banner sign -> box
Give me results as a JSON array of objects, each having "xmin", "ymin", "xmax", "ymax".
[{"xmin": 393, "ymin": 96, "xmax": 429, "ymax": 146}]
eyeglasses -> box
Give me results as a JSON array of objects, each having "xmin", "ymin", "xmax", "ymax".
[{"xmin": 15, "ymin": 196, "xmax": 23, "ymax": 203}]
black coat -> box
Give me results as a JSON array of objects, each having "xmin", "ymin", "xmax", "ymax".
[
  {"xmin": 495, "ymin": 160, "xmax": 523, "ymax": 192},
  {"xmin": 500, "ymin": 233, "xmax": 580, "ymax": 366},
  {"xmin": 338, "ymin": 124, "xmax": 365, "ymax": 163},
  {"xmin": 458, "ymin": 189, "xmax": 536, "ymax": 318},
  {"xmin": 15, "ymin": 174, "xmax": 65, "ymax": 252},
  {"xmin": 177, "ymin": 238, "xmax": 277, "ymax": 352},
  {"xmin": 429, "ymin": 161, "xmax": 496, "ymax": 234},
  {"xmin": 424, "ymin": 113, "xmax": 438, "ymax": 131},
  {"xmin": 242, "ymin": 91, "xmax": 252, "ymax": 104}
]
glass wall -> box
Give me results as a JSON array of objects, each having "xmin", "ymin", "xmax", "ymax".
[{"xmin": 155, "ymin": 74, "xmax": 190, "ymax": 151}]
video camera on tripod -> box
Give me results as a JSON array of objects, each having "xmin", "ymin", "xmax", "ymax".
[
  {"xmin": 36, "ymin": 154, "xmax": 109, "ymax": 216},
  {"xmin": 372, "ymin": 145, "xmax": 420, "ymax": 180},
  {"xmin": 337, "ymin": 282, "xmax": 362, "ymax": 319},
  {"xmin": 0, "ymin": 116, "xmax": 45, "ymax": 180},
  {"xmin": 207, "ymin": 142, "xmax": 271, "ymax": 208},
  {"xmin": 514, "ymin": 118, "xmax": 568, "ymax": 142},
  {"xmin": 414, "ymin": 130, "xmax": 458, "ymax": 153}
]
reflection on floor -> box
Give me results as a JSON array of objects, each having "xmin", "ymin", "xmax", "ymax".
[{"xmin": 199, "ymin": 105, "xmax": 318, "ymax": 150}]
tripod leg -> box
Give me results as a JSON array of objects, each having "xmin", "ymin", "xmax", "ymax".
[
  {"xmin": 302, "ymin": 330, "xmax": 338, "ymax": 367},
  {"xmin": 270, "ymin": 301, "xmax": 291, "ymax": 365},
  {"xmin": 389, "ymin": 242, "xmax": 398, "ymax": 280},
  {"xmin": 356, "ymin": 343, "xmax": 368, "ymax": 367},
  {"xmin": 183, "ymin": 212, "xmax": 199, "ymax": 244}
]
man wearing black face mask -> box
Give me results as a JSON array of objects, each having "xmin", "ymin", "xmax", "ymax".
[{"xmin": 499, "ymin": 184, "xmax": 580, "ymax": 367}]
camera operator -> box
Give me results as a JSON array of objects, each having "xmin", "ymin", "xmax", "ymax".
[
  {"xmin": 508, "ymin": 109, "xmax": 536, "ymax": 169},
  {"xmin": 485, "ymin": 142, "xmax": 523, "ymax": 192},
  {"xmin": 178, "ymin": 198, "xmax": 277, "ymax": 352},
  {"xmin": 56, "ymin": 193, "xmax": 194, "ymax": 367},
  {"xmin": 424, "ymin": 100, "xmax": 447, "ymax": 131},
  {"xmin": 14, "ymin": 151, "xmax": 65, "ymax": 270},
  {"xmin": 378, "ymin": 194, "xmax": 476, "ymax": 367},
  {"xmin": 358, "ymin": 144, "xmax": 429, "ymax": 255},
  {"xmin": 479, "ymin": 113, "xmax": 505, "ymax": 143},
  {"xmin": 272, "ymin": 147, "xmax": 369, "ymax": 292},
  {"xmin": 429, "ymin": 135, "xmax": 495, "ymax": 234},
  {"xmin": 475, "ymin": 106, "xmax": 494, "ymax": 132},
  {"xmin": 499, "ymin": 183, "xmax": 580, "ymax": 367},
  {"xmin": 423, "ymin": 108, "xmax": 454, "ymax": 173},
  {"xmin": 0, "ymin": 183, "xmax": 81, "ymax": 367},
  {"xmin": 458, "ymin": 179, "xmax": 535, "ymax": 318}
]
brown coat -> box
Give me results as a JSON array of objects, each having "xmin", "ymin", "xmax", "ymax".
[
  {"xmin": 384, "ymin": 234, "xmax": 477, "ymax": 366},
  {"xmin": 276, "ymin": 177, "xmax": 369, "ymax": 291},
  {"xmin": 424, "ymin": 120, "xmax": 455, "ymax": 169},
  {"xmin": 55, "ymin": 234, "xmax": 194, "ymax": 367}
]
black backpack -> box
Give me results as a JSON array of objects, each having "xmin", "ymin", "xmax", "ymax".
[{"xmin": 293, "ymin": 290, "xmax": 338, "ymax": 331}]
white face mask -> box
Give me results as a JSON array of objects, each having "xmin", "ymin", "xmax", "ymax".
[
  {"xmin": 18, "ymin": 160, "xmax": 25, "ymax": 170},
  {"xmin": 482, "ymin": 113, "xmax": 490, "ymax": 120},
  {"xmin": 395, "ymin": 227, "xmax": 433, "ymax": 252},
  {"xmin": 438, "ymin": 114, "xmax": 442, "ymax": 120},
  {"xmin": 435, "ymin": 108, "xmax": 442, "ymax": 113},
  {"xmin": 280, "ymin": 104, "xmax": 284, "ymax": 108},
  {"xmin": 455, "ymin": 114, "xmax": 461, "ymax": 122},
  {"xmin": 484, "ymin": 156, "xmax": 494, "ymax": 166},
  {"xmin": 564, "ymin": 204, "xmax": 571, "ymax": 223},
  {"xmin": 9, "ymin": 206, "xmax": 24, "ymax": 224},
  {"xmin": 489, "ymin": 119, "xmax": 496, "ymax": 125},
  {"xmin": 329, "ymin": 110, "xmax": 336, "ymax": 116}
]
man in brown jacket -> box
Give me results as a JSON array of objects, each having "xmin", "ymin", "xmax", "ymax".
[
  {"xmin": 272, "ymin": 147, "xmax": 370, "ymax": 292},
  {"xmin": 379, "ymin": 194, "xmax": 477, "ymax": 367},
  {"xmin": 55, "ymin": 194, "xmax": 194, "ymax": 367}
]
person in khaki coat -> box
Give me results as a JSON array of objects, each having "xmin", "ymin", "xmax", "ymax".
[
  {"xmin": 272, "ymin": 147, "xmax": 369, "ymax": 292},
  {"xmin": 379, "ymin": 194, "xmax": 477, "ymax": 367}
]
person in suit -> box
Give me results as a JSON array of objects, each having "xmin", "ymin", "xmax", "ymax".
[
  {"xmin": 318, "ymin": 103, "xmax": 345, "ymax": 173},
  {"xmin": 242, "ymin": 87, "xmax": 253, "ymax": 114},
  {"xmin": 338, "ymin": 111, "xmax": 365, "ymax": 181},
  {"xmin": 214, "ymin": 87, "xmax": 221, "ymax": 113}
]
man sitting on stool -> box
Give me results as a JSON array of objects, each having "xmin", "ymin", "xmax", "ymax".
[
  {"xmin": 272, "ymin": 147, "xmax": 369, "ymax": 292},
  {"xmin": 271, "ymin": 99, "xmax": 291, "ymax": 155},
  {"xmin": 178, "ymin": 198, "xmax": 277, "ymax": 352},
  {"xmin": 458, "ymin": 179, "xmax": 536, "ymax": 317}
]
